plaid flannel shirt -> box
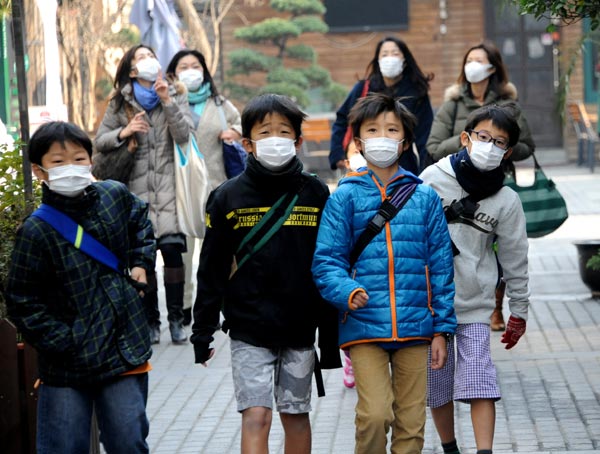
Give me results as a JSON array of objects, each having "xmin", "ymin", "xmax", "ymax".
[{"xmin": 5, "ymin": 181, "xmax": 156, "ymax": 386}]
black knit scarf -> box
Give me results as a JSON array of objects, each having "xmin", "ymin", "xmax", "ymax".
[{"xmin": 450, "ymin": 148, "xmax": 504, "ymax": 200}]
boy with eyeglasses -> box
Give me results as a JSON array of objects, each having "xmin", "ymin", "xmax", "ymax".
[{"xmin": 420, "ymin": 103, "xmax": 530, "ymax": 454}]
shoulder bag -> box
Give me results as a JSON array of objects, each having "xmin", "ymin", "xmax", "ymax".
[
  {"xmin": 503, "ymin": 153, "xmax": 568, "ymax": 238},
  {"xmin": 216, "ymin": 98, "xmax": 247, "ymax": 179},
  {"xmin": 174, "ymin": 133, "xmax": 210, "ymax": 238},
  {"xmin": 92, "ymin": 104, "xmax": 138, "ymax": 184}
]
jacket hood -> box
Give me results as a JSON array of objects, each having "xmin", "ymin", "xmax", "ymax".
[{"xmin": 443, "ymin": 82, "xmax": 518, "ymax": 102}]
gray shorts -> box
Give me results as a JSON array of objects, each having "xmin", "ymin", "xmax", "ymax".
[
  {"xmin": 427, "ymin": 323, "xmax": 501, "ymax": 408},
  {"xmin": 230, "ymin": 339, "xmax": 315, "ymax": 414}
]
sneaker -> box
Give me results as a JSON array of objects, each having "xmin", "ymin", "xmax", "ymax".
[{"xmin": 343, "ymin": 354, "xmax": 355, "ymax": 388}]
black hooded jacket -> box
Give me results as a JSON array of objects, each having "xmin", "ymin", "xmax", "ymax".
[{"xmin": 191, "ymin": 154, "xmax": 341, "ymax": 369}]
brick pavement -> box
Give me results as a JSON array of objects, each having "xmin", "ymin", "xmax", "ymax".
[{"xmin": 144, "ymin": 149, "xmax": 600, "ymax": 454}]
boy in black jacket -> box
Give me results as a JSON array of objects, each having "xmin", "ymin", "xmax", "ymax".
[{"xmin": 191, "ymin": 94, "xmax": 340, "ymax": 454}]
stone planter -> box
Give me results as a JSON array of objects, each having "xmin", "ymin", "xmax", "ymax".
[{"xmin": 574, "ymin": 240, "xmax": 600, "ymax": 299}]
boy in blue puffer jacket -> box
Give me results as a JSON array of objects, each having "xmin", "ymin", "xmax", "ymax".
[{"xmin": 312, "ymin": 93, "xmax": 456, "ymax": 454}]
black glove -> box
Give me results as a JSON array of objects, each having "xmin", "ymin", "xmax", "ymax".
[{"xmin": 193, "ymin": 342, "xmax": 214, "ymax": 364}]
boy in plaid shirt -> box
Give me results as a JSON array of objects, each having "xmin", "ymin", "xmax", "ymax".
[{"xmin": 5, "ymin": 121, "xmax": 156, "ymax": 453}]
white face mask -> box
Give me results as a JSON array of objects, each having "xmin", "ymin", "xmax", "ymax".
[
  {"xmin": 379, "ymin": 56, "xmax": 404, "ymax": 79},
  {"xmin": 348, "ymin": 153, "xmax": 367, "ymax": 171},
  {"xmin": 254, "ymin": 137, "xmax": 297, "ymax": 170},
  {"xmin": 41, "ymin": 164, "xmax": 93, "ymax": 197},
  {"xmin": 179, "ymin": 69, "xmax": 204, "ymax": 92},
  {"xmin": 360, "ymin": 137, "xmax": 402, "ymax": 168},
  {"xmin": 467, "ymin": 136, "xmax": 505, "ymax": 171},
  {"xmin": 464, "ymin": 61, "xmax": 493, "ymax": 84},
  {"xmin": 136, "ymin": 58, "xmax": 161, "ymax": 82}
]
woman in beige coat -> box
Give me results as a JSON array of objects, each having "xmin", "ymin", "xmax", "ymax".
[
  {"xmin": 94, "ymin": 44, "xmax": 194, "ymax": 345},
  {"xmin": 166, "ymin": 49, "xmax": 242, "ymax": 326}
]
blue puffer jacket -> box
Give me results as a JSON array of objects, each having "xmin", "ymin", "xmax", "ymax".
[{"xmin": 312, "ymin": 168, "xmax": 456, "ymax": 348}]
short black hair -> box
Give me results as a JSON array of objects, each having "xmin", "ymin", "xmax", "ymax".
[
  {"xmin": 348, "ymin": 93, "xmax": 417, "ymax": 147},
  {"xmin": 464, "ymin": 103, "xmax": 521, "ymax": 147},
  {"xmin": 241, "ymin": 93, "xmax": 307, "ymax": 139},
  {"xmin": 28, "ymin": 121, "xmax": 93, "ymax": 165}
]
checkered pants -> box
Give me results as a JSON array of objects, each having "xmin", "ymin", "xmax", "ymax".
[{"xmin": 427, "ymin": 323, "xmax": 501, "ymax": 408}]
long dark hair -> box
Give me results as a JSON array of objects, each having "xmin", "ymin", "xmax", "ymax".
[
  {"xmin": 365, "ymin": 36, "xmax": 433, "ymax": 97},
  {"xmin": 166, "ymin": 49, "xmax": 219, "ymax": 98},
  {"xmin": 458, "ymin": 41, "xmax": 510, "ymax": 98},
  {"xmin": 111, "ymin": 44, "xmax": 157, "ymax": 111}
]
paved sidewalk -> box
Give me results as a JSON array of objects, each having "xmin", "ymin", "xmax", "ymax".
[{"xmin": 146, "ymin": 149, "xmax": 600, "ymax": 454}]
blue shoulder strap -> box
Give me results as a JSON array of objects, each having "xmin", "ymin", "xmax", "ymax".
[{"xmin": 31, "ymin": 204, "xmax": 123, "ymax": 274}]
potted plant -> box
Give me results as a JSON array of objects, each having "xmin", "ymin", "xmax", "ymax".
[{"xmin": 574, "ymin": 241, "xmax": 600, "ymax": 299}]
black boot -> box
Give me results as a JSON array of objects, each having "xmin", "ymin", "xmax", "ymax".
[
  {"xmin": 182, "ymin": 307, "xmax": 192, "ymax": 326},
  {"xmin": 143, "ymin": 272, "xmax": 161, "ymax": 344},
  {"xmin": 164, "ymin": 266, "xmax": 187, "ymax": 344}
]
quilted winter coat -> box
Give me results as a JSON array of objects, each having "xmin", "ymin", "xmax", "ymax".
[
  {"xmin": 312, "ymin": 169, "xmax": 456, "ymax": 349},
  {"xmin": 94, "ymin": 82, "xmax": 193, "ymax": 239}
]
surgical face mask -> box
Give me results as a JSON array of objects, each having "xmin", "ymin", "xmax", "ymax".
[
  {"xmin": 254, "ymin": 136, "xmax": 297, "ymax": 170},
  {"xmin": 179, "ymin": 69, "xmax": 204, "ymax": 92},
  {"xmin": 467, "ymin": 136, "xmax": 505, "ymax": 171},
  {"xmin": 360, "ymin": 137, "xmax": 402, "ymax": 168},
  {"xmin": 348, "ymin": 153, "xmax": 367, "ymax": 171},
  {"xmin": 41, "ymin": 164, "xmax": 93, "ymax": 197},
  {"xmin": 464, "ymin": 61, "xmax": 493, "ymax": 84},
  {"xmin": 379, "ymin": 56, "xmax": 404, "ymax": 79},
  {"xmin": 135, "ymin": 58, "xmax": 161, "ymax": 82}
]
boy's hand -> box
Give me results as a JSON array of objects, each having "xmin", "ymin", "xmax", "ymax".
[
  {"xmin": 129, "ymin": 267, "xmax": 147, "ymax": 296},
  {"xmin": 350, "ymin": 290, "xmax": 368, "ymax": 310},
  {"xmin": 500, "ymin": 315, "xmax": 526, "ymax": 349},
  {"xmin": 194, "ymin": 343, "xmax": 215, "ymax": 366},
  {"xmin": 430, "ymin": 336, "xmax": 448, "ymax": 370}
]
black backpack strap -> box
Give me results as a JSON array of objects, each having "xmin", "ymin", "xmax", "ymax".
[
  {"xmin": 443, "ymin": 193, "xmax": 484, "ymax": 256},
  {"xmin": 349, "ymin": 183, "xmax": 417, "ymax": 269}
]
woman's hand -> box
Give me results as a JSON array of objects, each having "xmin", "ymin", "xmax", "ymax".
[
  {"xmin": 119, "ymin": 111, "xmax": 149, "ymax": 140},
  {"xmin": 220, "ymin": 129, "xmax": 242, "ymax": 143},
  {"xmin": 154, "ymin": 72, "xmax": 171, "ymax": 104}
]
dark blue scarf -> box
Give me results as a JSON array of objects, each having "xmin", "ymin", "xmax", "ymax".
[
  {"xmin": 450, "ymin": 148, "xmax": 505, "ymax": 200},
  {"xmin": 133, "ymin": 81, "xmax": 160, "ymax": 111}
]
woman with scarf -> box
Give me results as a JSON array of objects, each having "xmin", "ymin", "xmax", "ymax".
[
  {"xmin": 94, "ymin": 44, "xmax": 193, "ymax": 345},
  {"xmin": 165, "ymin": 49, "xmax": 242, "ymax": 327}
]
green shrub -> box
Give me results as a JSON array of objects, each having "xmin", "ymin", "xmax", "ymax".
[
  {"xmin": 0, "ymin": 141, "xmax": 41, "ymax": 318},
  {"xmin": 587, "ymin": 249, "xmax": 600, "ymax": 271}
]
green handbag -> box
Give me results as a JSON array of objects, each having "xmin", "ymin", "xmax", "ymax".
[{"xmin": 504, "ymin": 154, "xmax": 568, "ymax": 238}]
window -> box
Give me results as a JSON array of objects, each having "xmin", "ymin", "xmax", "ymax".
[{"xmin": 323, "ymin": 0, "xmax": 409, "ymax": 33}]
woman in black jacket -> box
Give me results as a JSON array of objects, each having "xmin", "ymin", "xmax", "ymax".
[{"xmin": 329, "ymin": 36, "xmax": 434, "ymax": 174}]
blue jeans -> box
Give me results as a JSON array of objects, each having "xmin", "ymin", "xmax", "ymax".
[{"xmin": 37, "ymin": 373, "xmax": 149, "ymax": 454}]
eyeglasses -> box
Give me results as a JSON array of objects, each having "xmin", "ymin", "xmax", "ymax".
[{"xmin": 468, "ymin": 129, "xmax": 510, "ymax": 150}]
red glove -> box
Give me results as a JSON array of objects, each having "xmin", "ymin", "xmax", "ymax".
[{"xmin": 500, "ymin": 315, "xmax": 526, "ymax": 349}]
